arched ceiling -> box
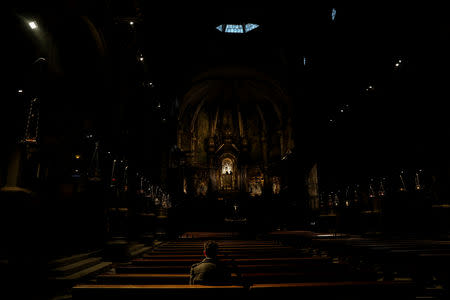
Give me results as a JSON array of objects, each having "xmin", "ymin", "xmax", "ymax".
[
  {"xmin": 4, "ymin": 1, "xmax": 450, "ymax": 182},
  {"xmin": 179, "ymin": 66, "xmax": 292, "ymax": 128}
]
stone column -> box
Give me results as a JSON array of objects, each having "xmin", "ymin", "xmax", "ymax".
[
  {"xmin": 261, "ymin": 132, "xmax": 270, "ymax": 196},
  {"xmin": 307, "ymin": 163, "xmax": 320, "ymax": 210},
  {"xmin": 207, "ymin": 136, "xmax": 217, "ymax": 192},
  {"xmin": 278, "ymin": 129, "xmax": 284, "ymax": 157},
  {"xmin": 1, "ymin": 144, "xmax": 39, "ymax": 295}
]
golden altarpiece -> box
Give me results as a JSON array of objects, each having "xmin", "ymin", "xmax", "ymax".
[{"xmin": 175, "ymin": 67, "xmax": 301, "ymax": 221}]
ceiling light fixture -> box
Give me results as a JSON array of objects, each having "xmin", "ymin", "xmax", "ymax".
[{"xmin": 28, "ymin": 21, "xmax": 38, "ymax": 29}]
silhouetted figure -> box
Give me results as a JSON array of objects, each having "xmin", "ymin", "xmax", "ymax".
[{"xmin": 189, "ymin": 240, "xmax": 233, "ymax": 285}]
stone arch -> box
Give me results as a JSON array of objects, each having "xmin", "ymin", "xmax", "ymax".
[{"xmin": 177, "ymin": 66, "xmax": 294, "ymax": 159}]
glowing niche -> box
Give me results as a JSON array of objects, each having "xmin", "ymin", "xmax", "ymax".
[
  {"xmin": 222, "ymin": 158, "xmax": 233, "ymax": 175},
  {"xmin": 221, "ymin": 158, "xmax": 234, "ymax": 191}
]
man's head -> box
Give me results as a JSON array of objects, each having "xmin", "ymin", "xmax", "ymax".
[{"xmin": 203, "ymin": 240, "xmax": 219, "ymax": 258}]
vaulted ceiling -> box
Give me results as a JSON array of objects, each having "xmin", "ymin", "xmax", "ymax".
[{"xmin": 4, "ymin": 2, "xmax": 450, "ymax": 185}]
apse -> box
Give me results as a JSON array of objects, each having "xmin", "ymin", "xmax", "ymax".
[{"xmin": 176, "ymin": 67, "xmax": 294, "ymax": 200}]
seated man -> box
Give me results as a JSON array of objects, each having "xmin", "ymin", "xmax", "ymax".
[{"xmin": 189, "ymin": 240, "xmax": 233, "ymax": 285}]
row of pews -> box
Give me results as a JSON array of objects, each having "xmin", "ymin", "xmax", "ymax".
[
  {"xmin": 72, "ymin": 233, "xmax": 418, "ymax": 299},
  {"xmin": 309, "ymin": 234, "xmax": 450, "ymax": 299}
]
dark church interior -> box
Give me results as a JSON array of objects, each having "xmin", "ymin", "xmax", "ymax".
[{"xmin": 2, "ymin": 2, "xmax": 450, "ymax": 299}]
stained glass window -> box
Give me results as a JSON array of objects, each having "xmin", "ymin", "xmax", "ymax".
[
  {"xmin": 331, "ymin": 8, "xmax": 337, "ymax": 21},
  {"xmin": 245, "ymin": 23, "xmax": 259, "ymax": 32},
  {"xmin": 225, "ymin": 24, "xmax": 244, "ymax": 33},
  {"xmin": 216, "ymin": 23, "xmax": 259, "ymax": 33}
]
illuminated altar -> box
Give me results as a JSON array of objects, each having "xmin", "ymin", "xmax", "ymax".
[{"xmin": 173, "ymin": 67, "xmax": 297, "ymax": 223}]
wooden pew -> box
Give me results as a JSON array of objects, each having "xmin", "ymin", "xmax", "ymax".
[
  {"xmin": 142, "ymin": 250, "xmax": 308, "ymax": 258},
  {"xmin": 74, "ymin": 237, "xmax": 414, "ymax": 299},
  {"xmin": 96, "ymin": 273, "xmax": 243, "ymax": 284},
  {"xmin": 142, "ymin": 254, "xmax": 204, "ymax": 259},
  {"xmin": 141, "ymin": 252, "xmax": 308, "ymax": 259},
  {"xmin": 131, "ymin": 256, "xmax": 331, "ymax": 266},
  {"xmin": 248, "ymin": 281, "xmax": 417, "ymax": 299},
  {"xmin": 146, "ymin": 248, "xmax": 297, "ymax": 254},
  {"xmin": 415, "ymin": 252, "xmax": 450, "ymax": 290},
  {"xmin": 165, "ymin": 240, "xmax": 278, "ymax": 244},
  {"xmin": 116, "ymin": 261, "xmax": 354, "ymax": 275},
  {"xmin": 74, "ymin": 281, "xmax": 411, "ymax": 299},
  {"xmin": 158, "ymin": 242, "xmax": 284, "ymax": 246},
  {"xmin": 309, "ymin": 236, "xmax": 450, "ymax": 294},
  {"xmin": 96, "ymin": 273, "xmax": 191, "ymax": 284},
  {"xmin": 161, "ymin": 242, "xmax": 281, "ymax": 247},
  {"xmin": 98, "ymin": 270, "xmax": 375, "ymax": 285},
  {"xmin": 239, "ymin": 271, "xmax": 374, "ymax": 284},
  {"xmin": 116, "ymin": 265, "xmax": 189, "ymax": 274},
  {"xmin": 116, "ymin": 263, "xmax": 326, "ymax": 274},
  {"xmin": 72, "ymin": 284, "xmax": 247, "ymax": 300}
]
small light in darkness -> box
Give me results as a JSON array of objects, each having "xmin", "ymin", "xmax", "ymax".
[
  {"xmin": 366, "ymin": 85, "xmax": 374, "ymax": 92},
  {"xmin": 28, "ymin": 21, "xmax": 38, "ymax": 29},
  {"xmin": 142, "ymin": 81, "xmax": 154, "ymax": 88}
]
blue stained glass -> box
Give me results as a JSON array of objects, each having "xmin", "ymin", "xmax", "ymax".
[
  {"xmin": 245, "ymin": 23, "xmax": 259, "ymax": 32},
  {"xmin": 331, "ymin": 8, "xmax": 336, "ymax": 21},
  {"xmin": 225, "ymin": 24, "xmax": 244, "ymax": 33},
  {"xmin": 217, "ymin": 23, "xmax": 259, "ymax": 34}
]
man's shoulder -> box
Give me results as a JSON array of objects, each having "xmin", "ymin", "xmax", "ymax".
[
  {"xmin": 191, "ymin": 259, "xmax": 220, "ymax": 271},
  {"xmin": 191, "ymin": 262, "xmax": 201, "ymax": 269},
  {"xmin": 191, "ymin": 260, "xmax": 207, "ymax": 269}
]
